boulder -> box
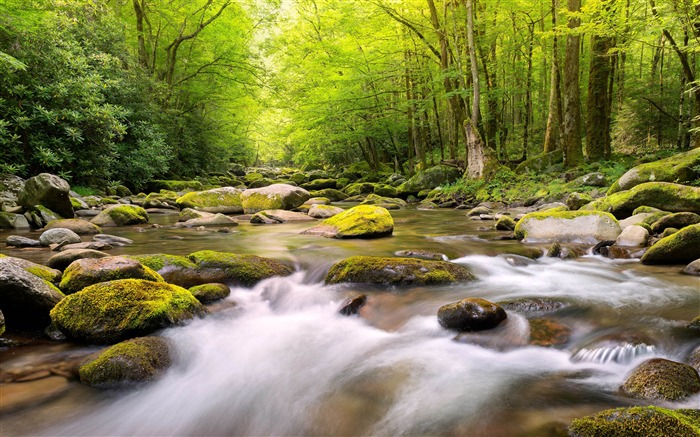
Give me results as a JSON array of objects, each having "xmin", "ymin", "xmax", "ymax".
[
  {"xmin": 90, "ymin": 204, "xmax": 149, "ymax": 227},
  {"xmin": 47, "ymin": 249, "xmax": 110, "ymax": 271},
  {"xmin": 585, "ymin": 182, "xmax": 700, "ymax": 218},
  {"xmin": 0, "ymin": 212, "xmax": 30, "ymax": 230},
  {"xmin": 619, "ymin": 212, "xmax": 655, "ymax": 229},
  {"xmin": 17, "ymin": 173, "xmax": 73, "ymax": 219},
  {"xmin": 565, "ymin": 192, "xmax": 594, "ymax": 211},
  {"xmin": 44, "ymin": 219, "xmax": 101, "ymax": 235},
  {"xmin": 300, "ymin": 179, "xmax": 337, "ymax": 191},
  {"xmin": 608, "ymin": 148, "xmax": 700, "ymax": 194},
  {"xmin": 343, "ymin": 182, "xmax": 375, "ymax": 196},
  {"xmin": 0, "ymin": 174, "xmax": 25, "ymax": 207},
  {"xmin": 360, "ymin": 193, "xmax": 407, "ymax": 210},
  {"xmin": 143, "ymin": 191, "xmax": 179, "ymax": 209},
  {"xmin": 614, "ymin": 225, "xmax": 649, "ymax": 247},
  {"xmin": 304, "ymin": 197, "xmax": 331, "ymax": 205},
  {"xmin": 0, "ymin": 258, "xmax": 64, "ymax": 329},
  {"xmin": 187, "ymin": 250, "xmax": 294, "ymax": 287},
  {"xmin": 576, "ymin": 172, "xmax": 607, "ymax": 187},
  {"xmin": 325, "ymin": 256, "xmax": 475, "ymax": 286},
  {"xmin": 338, "ymin": 294, "xmax": 367, "ymax": 316},
  {"xmin": 175, "ymin": 213, "xmax": 238, "ymax": 228},
  {"xmin": 59, "ymin": 241, "xmax": 113, "ymax": 251},
  {"xmin": 397, "ymin": 165, "xmax": 462, "ymax": 196},
  {"xmin": 495, "ymin": 216, "xmax": 516, "ymax": 231},
  {"xmin": 129, "ymin": 254, "xmax": 203, "ymax": 288},
  {"xmin": 683, "ymin": 259, "xmax": 700, "ymax": 276},
  {"xmin": 641, "ymin": 224, "xmax": 700, "ymax": 264},
  {"xmin": 188, "ymin": 283, "xmax": 230, "ymax": 303},
  {"xmin": 175, "ymin": 187, "xmax": 243, "ymax": 214},
  {"xmin": 25, "ymin": 205, "xmax": 61, "ymax": 228},
  {"xmin": 250, "ymin": 209, "xmax": 315, "ymax": 224},
  {"xmin": 240, "ymin": 184, "xmax": 310, "ymax": 214},
  {"xmin": 393, "ymin": 249, "xmax": 448, "ymax": 261},
  {"xmin": 650, "ymin": 212, "xmax": 700, "ymax": 234},
  {"xmin": 437, "ymin": 298, "xmax": 507, "ymax": 332},
  {"xmin": 79, "ymin": 337, "xmax": 171, "ymax": 387},
  {"xmin": 39, "ymin": 228, "xmax": 81, "ymax": 247},
  {"xmin": 178, "ymin": 208, "xmax": 214, "ymax": 222},
  {"xmin": 92, "ymin": 234, "xmax": 133, "ymax": 246},
  {"xmin": 568, "ymin": 407, "xmax": 700, "ymax": 437},
  {"xmin": 0, "ymin": 256, "xmax": 62, "ymax": 284},
  {"xmin": 308, "ymin": 188, "xmax": 348, "ymax": 201},
  {"xmin": 302, "ymin": 205, "xmax": 394, "ymax": 239},
  {"xmin": 620, "ymin": 358, "xmax": 700, "ymax": 401},
  {"xmin": 50, "ymin": 279, "xmax": 206, "ymax": 344},
  {"xmin": 59, "ymin": 256, "xmax": 163, "ymax": 295},
  {"xmin": 514, "ymin": 210, "xmax": 621, "ymax": 244},
  {"xmin": 6, "ymin": 235, "xmax": 41, "ymax": 248},
  {"xmin": 307, "ymin": 204, "xmax": 344, "ymax": 219}
]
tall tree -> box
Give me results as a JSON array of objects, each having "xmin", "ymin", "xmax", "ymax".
[{"xmin": 562, "ymin": 0, "xmax": 583, "ymax": 167}]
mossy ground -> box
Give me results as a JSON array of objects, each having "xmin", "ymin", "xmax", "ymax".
[
  {"xmin": 569, "ymin": 407, "xmax": 700, "ymax": 437},
  {"xmin": 325, "ymin": 256, "xmax": 475, "ymax": 286}
]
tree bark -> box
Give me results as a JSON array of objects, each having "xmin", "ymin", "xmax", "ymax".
[
  {"xmin": 543, "ymin": 0, "xmax": 562, "ymax": 153},
  {"xmin": 562, "ymin": 0, "xmax": 583, "ymax": 167},
  {"xmin": 586, "ymin": 33, "xmax": 613, "ymax": 161}
]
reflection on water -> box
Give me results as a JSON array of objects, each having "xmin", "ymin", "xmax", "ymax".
[{"xmin": 0, "ymin": 207, "xmax": 698, "ymax": 436}]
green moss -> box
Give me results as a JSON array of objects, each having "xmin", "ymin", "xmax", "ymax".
[
  {"xmin": 50, "ymin": 278, "xmax": 207, "ymax": 344},
  {"xmin": 325, "ymin": 256, "xmax": 475, "ymax": 286},
  {"xmin": 175, "ymin": 188, "xmax": 243, "ymax": 210},
  {"xmin": 146, "ymin": 180, "xmax": 203, "ymax": 192},
  {"xmin": 608, "ymin": 148, "xmax": 700, "ymax": 194},
  {"xmin": 632, "ymin": 206, "xmax": 663, "ymax": 215},
  {"xmin": 188, "ymin": 250, "xmax": 294, "ymax": 287},
  {"xmin": 188, "ymin": 283, "xmax": 230, "ymax": 303},
  {"xmin": 641, "ymin": 224, "xmax": 700, "ymax": 264},
  {"xmin": 620, "ymin": 358, "xmax": 700, "ymax": 401},
  {"xmin": 320, "ymin": 205, "xmax": 394, "ymax": 239},
  {"xmin": 130, "ymin": 254, "xmax": 197, "ymax": 272},
  {"xmin": 514, "ymin": 210, "xmax": 619, "ymax": 240},
  {"xmin": 660, "ymin": 227, "xmax": 679, "ymax": 238},
  {"xmin": 587, "ymin": 182, "xmax": 700, "ymax": 218},
  {"xmin": 641, "ymin": 211, "xmax": 672, "ymax": 226},
  {"xmin": 309, "ymin": 189, "xmax": 348, "ymax": 201},
  {"xmin": 495, "ymin": 216, "xmax": 516, "ymax": 231},
  {"xmin": 25, "ymin": 265, "xmax": 61, "ymax": 284},
  {"xmin": 59, "ymin": 258, "xmax": 164, "ymax": 295},
  {"xmin": 92, "ymin": 204, "xmax": 149, "ymax": 227},
  {"xmin": 569, "ymin": 407, "xmax": 700, "ymax": 437},
  {"xmin": 79, "ymin": 337, "xmax": 171, "ymax": 387}
]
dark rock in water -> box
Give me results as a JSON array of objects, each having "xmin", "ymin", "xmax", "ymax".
[
  {"xmin": 0, "ymin": 308, "xmax": 4, "ymax": 336},
  {"xmin": 495, "ymin": 215, "xmax": 516, "ymax": 231},
  {"xmin": 47, "ymin": 249, "xmax": 110, "ymax": 271},
  {"xmin": 620, "ymin": 358, "xmax": 700, "ymax": 401},
  {"xmin": 591, "ymin": 240, "xmax": 615, "ymax": 255},
  {"xmin": 569, "ymin": 407, "xmax": 700, "ymax": 437},
  {"xmin": 499, "ymin": 254, "xmax": 537, "ymax": 267},
  {"xmin": 393, "ymin": 249, "xmax": 448, "ymax": 261},
  {"xmin": 599, "ymin": 245, "xmax": 632, "ymax": 259},
  {"xmin": 5, "ymin": 235, "xmax": 41, "ymax": 248},
  {"xmin": 79, "ymin": 337, "xmax": 171, "ymax": 387},
  {"xmin": 453, "ymin": 314, "xmax": 529, "ymax": 350},
  {"xmin": 325, "ymin": 256, "xmax": 474, "ymax": 286},
  {"xmin": 188, "ymin": 283, "xmax": 230, "ymax": 304},
  {"xmin": 438, "ymin": 298, "xmax": 507, "ymax": 332},
  {"xmin": 688, "ymin": 315, "xmax": 700, "ymax": 330},
  {"xmin": 338, "ymin": 294, "xmax": 367, "ymax": 316},
  {"xmin": 17, "ymin": 173, "xmax": 73, "ymax": 219},
  {"xmin": 498, "ymin": 297, "xmax": 569, "ymax": 316},
  {"xmin": 547, "ymin": 241, "xmax": 562, "ymax": 258},
  {"xmin": 528, "ymin": 318, "xmax": 571, "ymax": 347}
]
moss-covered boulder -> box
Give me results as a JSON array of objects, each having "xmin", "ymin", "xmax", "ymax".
[
  {"xmin": 59, "ymin": 256, "xmax": 163, "ymax": 295},
  {"xmin": 514, "ymin": 150, "xmax": 563, "ymax": 174},
  {"xmin": 649, "ymin": 212, "xmax": 700, "ymax": 234},
  {"xmin": 0, "ymin": 256, "xmax": 62, "ymax": 284},
  {"xmin": 309, "ymin": 188, "xmax": 348, "ymax": 201},
  {"xmin": 145, "ymin": 180, "xmax": 203, "ymax": 193},
  {"xmin": 79, "ymin": 336, "xmax": 171, "ymax": 387},
  {"xmin": 437, "ymin": 298, "xmax": 507, "ymax": 332},
  {"xmin": 188, "ymin": 283, "xmax": 230, "ymax": 303},
  {"xmin": 514, "ymin": 210, "xmax": 621, "ymax": 244},
  {"xmin": 240, "ymin": 184, "xmax": 310, "ymax": 214},
  {"xmin": 187, "ymin": 250, "xmax": 294, "ymax": 287},
  {"xmin": 343, "ymin": 182, "xmax": 376, "ymax": 197},
  {"xmin": 641, "ymin": 224, "xmax": 700, "ymax": 264},
  {"xmin": 585, "ymin": 182, "xmax": 700, "ymax": 218},
  {"xmin": 25, "ymin": 205, "xmax": 61, "ymax": 228},
  {"xmin": 300, "ymin": 179, "xmax": 337, "ymax": 191},
  {"xmin": 374, "ymin": 184, "xmax": 398, "ymax": 198},
  {"xmin": 565, "ymin": 192, "xmax": 594, "ymax": 211},
  {"xmin": 397, "ymin": 165, "xmax": 463, "ymax": 197},
  {"xmin": 143, "ymin": 190, "xmax": 179, "ymax": 209},
  {"xmin": 50, "ymin": 279, "xmax": 206, "ymax": 344},
  {"xmin": 129, "ymin": 254, "xmax": 203, "ymax": 288},
  {"xmin": 569, "ymin": 407, "xmax": 700, "ymax": 437},
  {"xmin": 175, "ymin": 213, "xmax": 238, "ymax": 228},
  {"xmin": 90, "ymin": 204, "xmax": 149, "ymax": 227},
  {"xmin": 175, "ymin": 187, "xmax": 244, "ymax": 214},
  {"xmin": 325, "ymin": 256, "xmax": 475, "ymax": 286},
  {"xmin": 360, "ymin": 193, "xmax": 407, "ymax": 210},
  {"xmin": 0, "ymin": 212, "xmax": 30, "ymax": 229},
  {"xmin": 0, "ymin": 257, "xmax": 64, "ymax": 329},
  {"xmin": 495, "ymin": 216, "xmax": 517, "ymax": 231},
  {"xmin": 620, "ymin": 358, "xmax": 700, "ymax": 401},
  {"xmin": 17, "ymin": 173, "xmax": 73, "ymax": 219},
  {"xmin": 307, "ymin": 204, "xmax": 344, "ymax": 219},
  {"xmin": 47, "ymin": 249, "xmax": 110, "ymax": 271},
  {"xmin": 302, "ymin": 205, "xmax": 394, "ymax": 239},
  {"xmin": 608, "ymin": 148, "xmax": 700, "ymax": 194},
  {"xmin": 45, "ymin": 218, "xmax": 101, "ymax": 235}
]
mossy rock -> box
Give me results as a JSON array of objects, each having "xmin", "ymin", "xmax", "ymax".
[
  {"xmin": 373, "ymin": 184, "xmax": 398, "ymax": 198},
  {"xmin": 608, "ymin": 148, "xmax": 700, "ymax": 194},
  {"xmin": 633, "ymin": 206, "xmax": 663, "ymax": 215},
  {"xmin": 0, "ymin": 212, "xmax": 30, "ymax": 230},
  {"xmin": 187, "ymin": 250, "xmax": 294, "ymax": 287},
  {"xmin": 188, "ymin": 283, "xmax": 230, "ymax": 303},
  {"xmin": 528, "ymin": 318, "xmax": 571, "ymax": 347},
  {"xmin": 240, "ymin": 184, "xmax": 310, "ymax": 214},
  {"xmin": 343, "ymin": 182, "xmax": 376, "ymax": 196},
  {"xmin": 641, "ymin": 224, "xmax": 700, "ymax": 264},
  {"xmin": 565, "ymin": 192, "xmax": 594, "ymax": 211},
  {"xmin": 569, "ymin": 407, "xmax": 700, "ymax": 437},
  {"xmin": 50, "ymin": 278, "xmax": 207, "ymax": 344},
  {"xmin": 59, "ymin": 256, "xmax": 164, "ymax": 294},
  {"xmin": 514, "ymin": 210, "xmax": 621, "ymax": 244},
  {"xmin": 650, "ymin": 212, "xmax": 700, "ymax": 234},
  {"xmin": 288, "ymin": 173, "xmax": 308, "ymax": 185},
  {"xmin": 300, "ymin": 178, "xmax": 337, "ymax": 191},
  {"xmin": 620, "ymin": 358, "xmax": 700, "ymax": 401},
  {"xmin": 397, "ymin": 165, "xmax": 463, "ymax": 196},
  {"xmin": 79, "ymin": 336, "xmax": 171, "ymax": 387},
  {"xmin": 90, "ymin": 204, "xmax": 149, "ymax": 227},
  {"xmin": 325, "ymin": 256, "xmax": 475, "ymax": 286},
  {"xmin": 175, "ymin": 187, "xmax": 244, "ymax": 214},
  {"xmin": 437, "ymin": 298, "xmax": 506, "ymax": 332},
  {"xmin": 45, "ymin": 219, "xmax": 101, "ymax": 235},
  {"xmin": 145, "ymin": 180, "xmax": 203, "ymax": 193},
  {"xmin": 308, "ymin": 188, "xmax": 348, "ymax": 201},
  {"xmin": 47, "ymin": 249, "xmax": 110, "ymax": 271},
  {"xmin": 307, "ymin": 204, "xmax": 344, "ymax": 219},
  {"xmin": 495, "ymin": 216, "xmax": 516, "ymax": 231},
  {"xmin": 514, "ymin": 150, "xmax": 564, "ymax": 174},
  {"xmin": 302, "ymin": 205, "xmax": 394, "ymax": 239},
  {"xmin": 360, "ymin": 193, "xmax": 407, "ymax": 210},
  {"xmin": 17, "ymin": 173, "xmax": 73, "ymax": 219},
  {"xmin": 640, "ymin": 211, "xmax": 672, "ymax": 226},
  {"xmin": 585, "ymin": 182, "xmax": 700, "ymax": 219}
]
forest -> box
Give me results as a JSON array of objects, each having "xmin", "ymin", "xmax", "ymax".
[{"xmin": 0, "ymin": 0, "xmax": 699, "ymax": 190}]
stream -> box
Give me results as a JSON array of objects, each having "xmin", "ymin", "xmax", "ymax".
[{"xmin": 1, "ymin": 206, "xmax": 698, "ymax": 436}]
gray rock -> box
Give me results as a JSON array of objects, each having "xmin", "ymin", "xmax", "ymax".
[
  {"xmin": 175, "ymin": 214, "xmax": 238, "ymax": 228},
  {"xmin": 615, "ymin": 225, "xmax": 650, "ymax": 247},
  {"xmin": 619, "ymin": 213, "xmax": 654, "ymax": 229},
  {"xmin": 6, "ymin": 235, "xmax": 41, "ymax": 248},
  {"xmin": 466, "ymin": 206, "xmax": 491, "ymax": 216},
  {"xmin": 307, "ymin": 204, "xmax": 344, "ymax": 219},
  {"xmin": 240, "ymin": 184, "xmax": 310, "ymax": 214},
  {"xmin": 59, "ymin": 241, "xmax": 113, "ymax": 251},
  {"xmin": 92, "ymin": 234, "xmax": 134, "ymax": 246},
  {"xmin": 17, "ymin": 173, "xmax": 73, "ymax": 219},
  {"xmin": 682, "ymin": 259, "xmax": 700, "ymax": 276},
  {"xmin": 578, "ymin": 172, "xmax": 607, "ymax": 187},
  {"xmin": 39, "ymin": 228, "xmax": 81, "ymax": 247},
  {"xmin": 0, "ymin": 212, "xmax": 31, "ymax": 230},
  {"xmin": 0, "ymin": 174, "xmax": 25, "ymax": 206},
  {"xmin": 515, "ymin": 211, "xmax": 621, "ymax": 244},
  {"xmin": 250, "ymin": 210, "xmax": 315, "ymax": 224},
  {"xmin": 47, "ymin": 249, "xmax": 110, "ymax": 271}
]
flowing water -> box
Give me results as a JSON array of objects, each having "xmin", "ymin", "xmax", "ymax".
[{"xmin": 1, "ymin": 207, "xmax": 698, "ymax": 436}]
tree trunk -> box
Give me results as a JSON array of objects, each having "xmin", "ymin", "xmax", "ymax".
[
  {"xmin": 562, "ymin": 0, "xmax": 583, "ymax": 167},
  {"xmin": 132, "ymin": 0, "xmax": 149, "ymax": 70},
  {"xmin": 586, "ymin": 33, "xmax": 613, "ymax": 161},
  {"xmin": 543, "ymin": 0, "xmax": 562, "ymax": 153}
]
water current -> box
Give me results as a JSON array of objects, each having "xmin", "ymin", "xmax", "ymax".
[{"xmin": 1, "ymin": 207, "xmax": 698, "ymax": 436}]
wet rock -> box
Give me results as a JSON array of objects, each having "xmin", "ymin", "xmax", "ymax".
[
  {"xmin": 6, "ymin": 235, "xmax": 41, "ymax": 248},
  {"xmin": 641, "ymin": 223, "xmax": 700, "ymax": 264},
  {"xmin": 17, "ymin": 173, "xmax": 73, "ymax": 219},
  {"xmin": 250, "ymin": 209, "xmax": 315, "ymax": 224},
  {"xmin": 688, "ymin": 315, "xmax": 700, "ymax": 330},
  {"xmin": 188, "ymin": 283, "xmax": 230, "ymax": 303},
  {"xmin": 515, "ymin": 210, "xmax": 621, "ymax": 244},
  {"xmin": 620, "ymin": 358, "xmax": 700, "ymax": 401},
  {"xmin": 38, "ymin": 228, "xmax": 81, "ymax": 247},
  {"xmin": 466, "ymin": 206, "xmax": 492, "ymax": 216},
  {"xmin": 0, "ymin": 256, "xmax": 62, "ymax": 284},
  {"xmin": 25, "ymin": 205, "xmax": 61, "ymax": 228},
  {"xmin": 498, "ymin": 297, "xmax": 570, "ymax": 316},
  {"xmin": 47, "ymin": 249, "xmax": 110, "ymax": 271},
  {"xmin": 90, "ymin": 204, "xmax": 149, "ymax": 227},
  {"xmin": 308, "ymin": 204, "xmax": 344, "ymax": 219},
  {"xmin": 0, "ymin": 258, "xmax": 64, "ymax": 329},
  {"xmin": 0, "ymin": 212, "xmax": 31, "ymax": 230},
  {"xmin": 599, "ymin": 245, "xmax": 632, "ymax": 259},
  {"xmin": 528, "ymin": 318, "xmax": 571, "ymax": 347},
  {"xmin": 650, "ymin": 212, "xmax": 700, "ymax": 234},
  {"xmin": 394, "ymin": 249, "xmax": 448, "ymax": 261},
  {"xmin": 325, "ymin": 256, "xmax": 475, "ymax": 286},
  {"xmin": 338, "ymin": 294, "xmax": 367, "ymax": 316},
  {"xmin": 571, "ymin": 332, "xmax": 656, "ymax": 364},
  {"xmin": 565, "ymin": 192, "xmax": 594, "ymax": 211},
  {"xmin": 302, "ymin": 205, "xmax": 393, "ymax": 239},
  {"xmin": 188, "ymin": 250, "xmax": 294, "ymax": 287},
  {"xmin": 175, "ymin": 213, "xmax": 238, "ymax": 227},
  {"xmin": 240, "ymin": 184, "xmax": 310, "ymax": 214},
  {"xmin": 547, "ymin": 241, "xmax": 562, "ymax": 258},
  {"xmin": 608, "ymin": 148, "xmax": 700, "ymax": 193},
  {"xmin": 585, "ymin": 182, "xmax": 700, "ymax": 218},
  {"xmin": 360, "ymin": 193, "xmax": 407, "ymax": 210},
  {"xmin": 92, "ymin": 234, "xmax": 134, "ymax": 246},
  {"xmin": 495, "ymin": 215, "xmax": 516, "ymax": 231},
  {"xmin": 79, "ymin": 337, "xmax": 171, "ymax": 387},
  {"xmin": 130, "ymin": 254, "xmax": 202, "ymax": 288},
  {"xmin": 58, "ymin": 241, "xmax": 113, "ymax": 252},
  {"xmin": 568, "ymin": 406, "xmax": 700, "ymax": 437},
  {"xmin": 175, "ymin": 187, "xmax": 244, "ymax": 214},
  {"xmin": 614, "ymin": 225, "xmax": 649, "ymax": 247},
  {"xmin": 50, "ymin": 278, "xmax": 207, "ymax": 344},
  {"xmin": 59, "ymin": 256, "xmax": 163, "ymax": 294},
  {"xmin": 45, "ymin": 218, "xmax": 101, "ymax": 235},
  {"xmin": 437, "ymin": 298, "xmax": 507, "ymax": 332},
  {"xmin": 0, "ymin": 376, "xmax": 70, "ymax": 414}
]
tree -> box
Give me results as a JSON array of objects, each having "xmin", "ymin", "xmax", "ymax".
[{"xmin": 562, "ymin": 0, "xmax": 584, "ymax": 167}]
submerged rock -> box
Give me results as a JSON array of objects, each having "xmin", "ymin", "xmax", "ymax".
[
  {"xmin": 437, "ymin": 298, "xmax": 507, "ymax": 332},
  {"xmin": 303, "ymin": 205, "xmax": 394, "ymax": 239},
  {"xmin": 569, "ymin": 406, "xmax": 700, "ymax": 437},
  {"xmin": 620, "ymin": 358, "xmax": 700, "ymax": 401},
  {"xmin": 325, "ymin": 256, "xmax": 475, "ymax": 286},
  {"xmin": 6, "ymin": 235, "xmax": 41, "ymax": 248},
  {"xmin": 50, "ymin": 279, "xmax": 206, "ymax": 344},
  {"xmin": 514, "ymin": 210, "xmax": 621, "ymax": 244},
  {"xmin": 338, "ymin": 294, "xmax": 367, "ymax": 316}
]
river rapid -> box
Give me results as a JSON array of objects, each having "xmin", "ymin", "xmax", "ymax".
[{"xmin": 1, "ymin": 207, "xmax": 698, "ymax": 436}]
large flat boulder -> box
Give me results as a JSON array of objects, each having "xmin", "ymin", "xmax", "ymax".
[
  {"xmin": 175, "ymin": 187, "xmax": 244, "ymax": 214},
  {"xmin": 569, "ymin": 407, "xmax": 700, "ymax": 437},
  {"xmin": 45, "ymin": 218, "xmax": 101, "ymax": 235},
  {"xmin": 17, "ymin": 173, "xmax": 73, "ymax": 219},
  {"xmin": 325, "ymin": 256, "xmax": 475, "ymax": 286},
  {"xmin": 302, "ymin": 205, "xmax": 393, "ymax": 239},
  {"xmin": 608, "ymin": 149, "xmax": 700, "ymax": 194},
  {"xmin": 59, "ymin": 256, "xmax": 163, "ymax": 294},
  {"xmin": 584, "ymin": 182, "xmax": 700, "ymax": 219},
  {"xmin": 514, "ymin": 210, "xmax": 621, "ymax": 244},
  {"xmin": 397, "ymin": 165, "xmax": 462, "ymax": 197},
  {"xmin": 187, "ymin": 250, "xmax": 295, "ymax": 287},
  {"xmin": 90, "ymin": 204, "xmax": 149, "ymax": 227},
  {"xmin": 240, "ymin": 184, "xmax": 310, "ymax": 214},
  {"xmin": 641, "ymin": 223, "xmax": 700, "ymax": 264}
]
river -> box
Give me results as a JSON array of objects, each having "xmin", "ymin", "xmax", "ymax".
[{"xmin": 1, "ymin": 206, "xmax": 698, "ymax": 436}]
